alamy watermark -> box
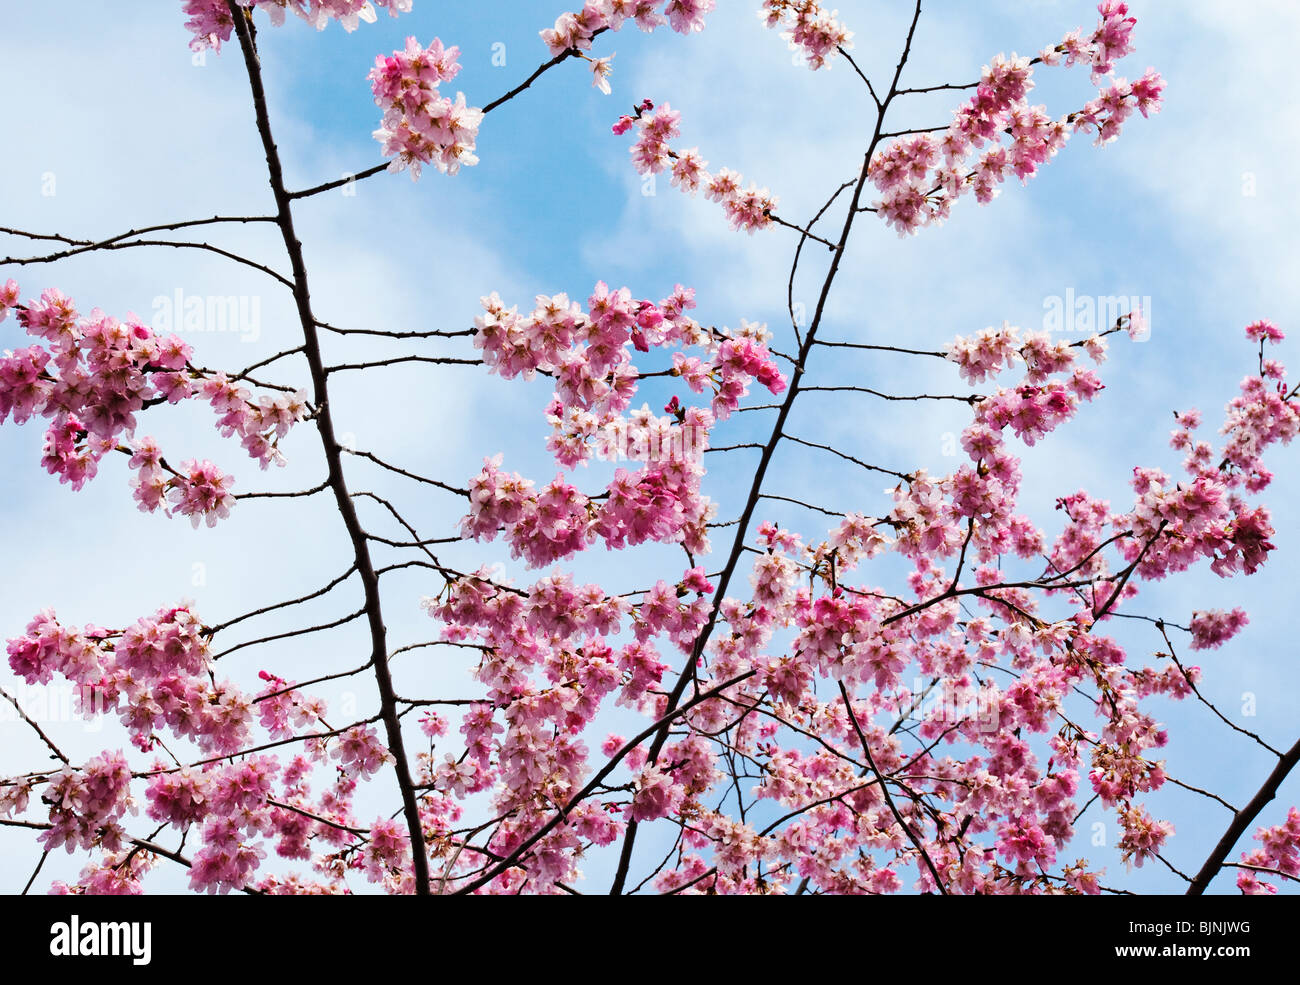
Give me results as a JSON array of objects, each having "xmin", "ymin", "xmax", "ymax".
[
  {"xmin": 50, "ymin": 917, "xmax": 151, "ymax": 966},
  {"xmin": 892, "ymin": 677, "xmax": 1001, "ymax": 733},
  {"xmin": 1043, "ymin": 288, "xmax": 1151, "ymax": 341},
  {"xmin": 2, "ymin": 682, "xmax": 107, "ymax": 731},
  {"xmin": 151, "ymin": 288, "xmax": 261, "ymax": 342},
  {"xmin": 592, "ymin": 420, "xmax": 708, "ymax": 465}
]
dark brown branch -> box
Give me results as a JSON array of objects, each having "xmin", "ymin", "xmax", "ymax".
[
  {"xmin": 226, "ymin": 2, "xmax": 431, "ymax": 894},
  {"xmin": 606, "ymin": 0, "xmax": 930, "ymax": 893},
  {"xmin": 1154, "ymin": 622, "xmax": 1282, "ymax": 757},
  {"xmin": 800, "ymin": 384, "xmax": 979, "ymax": 403},
  {"xmin": 1186, "ymin": 734, "xmax": 1300, "ymax": 894},
  {"xmin": 317, "ymin": 319, "xmax": 475, "ymax": 340},
  {"xmin": 839, "ymin": 49, "xmax": 881, "ymax": 107},
  {"xmin": 782, "ymin": 433, "xmax": 912, "ymax": 480},
  {"xmin": 788, "ymin": 179, "xmax": 856, "ymax": 346},
  {"xmin": 325, "ymin": 354, "xmax": 482, "ymax": 374},
  {"xmin": 758, "ymin": 492, "xmax": 846, "ymax": 517},
  {"xmin": 288, "ymin": 36, "xmax": 607, "ymax": 200},
  {"xmin": 878, "ymin": 125, "xmax": 950, "ymax": 138},
  {"xmin": 0, "ymin": 213, "xmax": 275, "ymax": 261},
  {"xmin": 344, "ymin": 448, "xmax": 469, "ymax": 496},
  {"xmin": 210, "ymin": 605, "xmax": 367, "ymax": 661},
  {"xmin": 205, "ymin": 563, "xmax": 358, "ymax": 636},
  {"xmin": 815, "ymin": 339, "xmax": 947, "ymax": 358},
  {"xmin": 896, "ymin": 81, "xmax": 981, "ymax": 95},
  {"xmin": 252, "ymin": 661, "xmax": 373, "ymax": 703},
  {"xmin": 0, "ymin": 687, "xmax": 70, "ymax": 764},
  {"xmin": 838, "ymin": 680, "xmax": 948, "ymax": 893},
  {"xmin": 237, "ymin": 479, "xmax": 331, "ymax": 500},
  {"xmin": 2, "ymin": 236, "xmax": 294, "ymax": 289},
  {"xmin": 20, "ymin": 850, "xmax": 49, "ymax": 895},
  {"xmin": 766, "ymin": 212, "xmax": 837, "ymax": 250}
]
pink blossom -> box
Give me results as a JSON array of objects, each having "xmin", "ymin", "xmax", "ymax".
[
  {"xmin": 1117, "ymin": 804, "xmax": 1174, "ymax": 868},
  {"xmin": 628, "ymin": 764, "xmax": 683, "ymax": 822},
  {"xmin": 1188, "ymin": 608, "xmax": 1249, "ymax": 650},
  {"xmin": 369, "ymin": 37, "xmax": 482, "ymax": 179},
  {"xmin": 1246, "ymin": 319, "xmax": 1285, "ymax": 344},
  {"xmin": 168, "ymin": 459, "xmax": 236, "ymax": 528},
  {"xmin": 0, "ymin": 279, "xmax": 19, "ymax": 321},
  {"xmin": 182, "ymin": 0, "xmax": 411, "ymax": 52},
  {"xmin": 759, "ymin": 1, "xmax": 854, "ymax": 70},
  {"xmin": 334, "ymin": 725, "xmax": 392, "ymax": 778}
]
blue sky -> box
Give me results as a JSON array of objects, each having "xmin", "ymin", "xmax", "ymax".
[{"xmin": 1, "ymin": 0, "xmax": 1298, "ymax": 893}]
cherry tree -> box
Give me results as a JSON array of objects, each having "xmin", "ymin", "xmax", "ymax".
[{"xmin": 1, "ymin": 0, "xmax": 1297, "ymax": 896}]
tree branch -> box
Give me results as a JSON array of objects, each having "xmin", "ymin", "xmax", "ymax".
[{"xmin": 226, "ymin": 2, "xmax": 431, "ymax": 894}]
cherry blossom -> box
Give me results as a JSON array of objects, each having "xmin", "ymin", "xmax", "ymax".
[
  {"xmin": 182, "ymin": 0, "xmax": 412, "ymax": 52},
  {"xmin": 540, "ymin": 1, "xmax": 716, "ymax": 60},
  {"xmin": 868, "ymin": 4, "xmax": 1165, "ymax": 236},
  {"xmin": 0, "ymin": 285, "xmax": 307, "ymax": 524},
  {"xmin": 369, "ymin": 37, "xmax": 483, "ymax": 178},
  {"xmin": 1237, "ymin": 808, "xmax": 1300, "ymax": 894},
  {"xmin": 1188, "ymin": 608, "xmax": 1249, "ymax": 650},
  {"xmin": 759, "ymin": 0, "xmax": 854, "ymax": 70},
  {"xmin": 617, "ymin": 102, "xmax": 778, "ymax": 233}
]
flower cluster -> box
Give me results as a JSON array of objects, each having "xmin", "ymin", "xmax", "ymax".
[
  {"xmin": 941, "ymin": 321, "xmax": 1111, "ymax": 449},
  {"xmin": 182, "ymin": 0, "xmax": 412, "ymax": 52},
  {"xmin": 200, "ymin": 374, "xmax": 308, "ymax": 468},
  {"xmin": 40, "ymin": 751, "xmax": 136, "ymax": 855},
  {"xmin": 418, "ymin": 564, "xmax": 721, "ymax": 889},
  {"xmin": 461, "ymin": 449, "xmax": 717, "ymax": 567},
  {"xmin": 758, "ymin": 1, "xmax": 854, "ymax": 70},
  {"xmin": 134, "ymin": 449, "xmax": 237, "ymax": 529},
  {"xmin": 362, "ymin": 818, "xmax": 411, "ymax": 883},
  {"xmin": 1116, "ymin": 804, "xmax": 1174, "ymax": 868},
  {"xmin": 615, "ymin": 101, "xmax": 778, "ymax": 233},
  {"xmin": 12, "ymin": 318, "xmax": 1293, "ymax": 894},
  {"xmin": 1047, "ymin": 0, "xmax": 1136, "ymax": 82},
  {"xmin": 1113, "ymin": 333, "xmax": 1297, "ymax": 585},
  {"xmin": 1246, "ymin": 319, "xmax": 1286, "ymax": 345},
  {"xmin": 334, "ymin": 725, "xmax": 392, "ymax": 778},
  {"xmin": 1, "ymin": 599, "xmax": 410, "ymax": 893},
  {"xmin": 1237, "ymin": 807, "xmax": 1300, "ymax": 894},
  {"xmin": 1187, "ymin": 608, "xmax": 1249, "ymax": 651},
  {"xmin": 465, "ymin": 283, "xmax": 785, "ymax": 565},
  {"xmin": 869, "ymin": 3, "xmax": 1163, "ymax": 236},
  {"xmin": 6, "ymin": 605, "xmax": 254, "ymax": 755},
  {"xmin": 0, "ymin": 285, "xmax": 307, "ymax": 524},
  {"xmin": 947, "ymin": 320, "xmax": 1070, "ymax": 385},
  {"xmin": 50, "ymin": 850, "xmax": 157, "ymax": 896},
  {"xmin": 369, "ymin": 37, "xmax": 483, "ymax": 179},
  {"xmin": 255, "ymin": 671, "xmax": 329, "ymax": 739},
  {"xmin": 541, "ymin": 0, "xmax": 716, "ymax": 58}
]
